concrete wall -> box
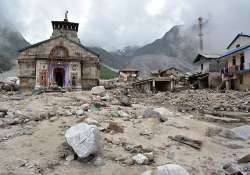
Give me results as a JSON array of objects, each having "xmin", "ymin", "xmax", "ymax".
[
  {"xmin": 239, "ymin": 72, "xmax": 250, "ymax": 90},
  {"xmin": 208, "ymin": 72, "xmax": 222, "ymax": 89}
]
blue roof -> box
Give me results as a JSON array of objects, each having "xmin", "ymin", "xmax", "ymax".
[{"xmin": 219, "ymin": 44, "xmax": 250, "ymax": 59}]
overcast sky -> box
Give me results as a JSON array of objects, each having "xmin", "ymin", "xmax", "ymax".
[{"xmin": 1, "ymin": 0, "xmax": 250, "ymax": 52}]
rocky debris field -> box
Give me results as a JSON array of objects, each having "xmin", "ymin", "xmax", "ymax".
[
  {"xmin": 146, "ymin": 89, "xmax": 250, "ymax": 113},
  {"xmin": 0, "ymin": 87, "xmax": 250, "ymax": 175}
]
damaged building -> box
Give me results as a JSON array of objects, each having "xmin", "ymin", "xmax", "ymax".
[
  {"xmin": 119, "ymin": 68, "xmax": 140, "ymax": 82},
  {"xmin": 190, "ymin": 53, "xmax": 222, "ymax": 89},
  {"xmin": 151, "ymin": 67, "xmax": 186, "ymax": 81},
  {"xmin": 132, "ymin": 67, "xmax": 184, "ymax": 93},
  {"xmin": 17, "ymin": 12, "xmax": 100, "ymax": 90},
  {"xmin": 220, "ymin": 33, "xmax": 250, "ymax": 90}
]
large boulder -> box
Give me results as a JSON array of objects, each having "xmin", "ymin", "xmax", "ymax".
[
  {"xmin": 141, "ymin": 164, "xmax": 190, "ymax": 175},
  {"xmin": 143, "ymin": 108, "xmax": 168, "ymax": 122},
  {"xmin": 153, "ymin": 107, "xmax": 171, "ymax": 122},
  {"xmin": 220, "ymin": 125, "xmax": 250, "ymax": 140},
  {"xmin": 65, "ymin": 123, "xmax": 101, "ymax": 158},
  {"xmin": 91, "ymin": 86, "xmax": 105, "ymax": 95},
  {"xmin": 230, "ymin": 125, "xmax": 250, "ymax": 140}
]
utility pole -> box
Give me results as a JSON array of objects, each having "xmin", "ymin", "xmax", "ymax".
[{"xmin": 198, "ymin": 17, "xmax": 203, "ymax": 53}]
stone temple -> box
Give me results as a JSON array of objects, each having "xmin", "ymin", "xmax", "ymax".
[{"xmin": 17, "ymin": 12, "xmax": 100, "ymax": 90}]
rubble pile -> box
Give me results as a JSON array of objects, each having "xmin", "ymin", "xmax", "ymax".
[
  {"xmin": 0, "ymin": 86, "xmax": 250, "ymax": 175},
  {"xmin": 163, "ymin": 89, "xmax": 250, "ymax": 113}
]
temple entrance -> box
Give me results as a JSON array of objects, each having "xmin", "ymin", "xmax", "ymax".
[{"xmin": 54, "ymin": 68, "xmax": 65, "ymax": 87}]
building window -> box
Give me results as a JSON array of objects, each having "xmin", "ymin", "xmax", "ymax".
[
  {"xmin": 236, "ymin": 44, "xmax": 240, "ymax": 48},
  {"xmin": 232, "ymin": 58, "xmax": 236, "ymax": 66},
  {"xmin": 240, "ymin": 75, "xmax": 243, "ymax": 84},
  {"xmin": 240, "ymin": 54, "xmax": 245, "ymax": 70},
  {"xmin": 201, "ymin": 64, "xmax": 203, "ymax": 70}
]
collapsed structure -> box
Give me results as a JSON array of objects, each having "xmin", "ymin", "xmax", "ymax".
[
  {"xmin": 119, "ymin": 68, "xmax": 140, "ymax": 82},
  {"xmin": 17, "ymin": 12, "xmax": 100, "ymax": 90},
  {"xmin": 133, "ymin": 67, "xmax": 186, "ymax": 93}
]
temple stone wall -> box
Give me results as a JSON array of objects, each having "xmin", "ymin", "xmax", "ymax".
[{"xmin": 18, "ymin": 37, "xmax": 100, "ymax": 89}]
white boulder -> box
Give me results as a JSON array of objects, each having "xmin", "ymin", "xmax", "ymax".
[
  {"xmin": 132, "ymin": 153, "xmax": 149, "ymax": 165},
  {"xmin": 220, "ymin": 125, "xmax": 250, "ymax": 140},
  {"xmin": 65, "ymin": 123, "xmax": 101, "ymax": 158},
  {"xmin": 230, "ymin": 125, "xmax": 250, "ymax": 140},
  {"xmin": 91, "ymin": 86, "xmax": 105, "ymax": 95},
  {"xmin": 141, "ymin": 164, "xmax": 190, "ymax": 175}
]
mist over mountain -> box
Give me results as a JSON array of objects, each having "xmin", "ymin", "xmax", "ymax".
[{"xmin": 0, "ymin": 25, "xmax": 29, "ymax": 72}]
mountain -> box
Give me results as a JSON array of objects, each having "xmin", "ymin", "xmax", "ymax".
[
  {"xmin": 130, "ymin": 25, "xmax": 199, "ymax": 77},
  {"xmin": 90, "ymin": 47, "xmax": 133, "ymax": 69},
  {"xmin": 0, "ymin": 25, "xmax": 29, "ymax": 72},
  {"xmin": 92, "ymin": 25, "xmax": 199, "ymax": 77}
]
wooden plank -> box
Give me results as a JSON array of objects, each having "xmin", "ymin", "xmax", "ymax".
[{"xmin": 168, "ymin": 135, "xmax": 202, "ymax": 150}]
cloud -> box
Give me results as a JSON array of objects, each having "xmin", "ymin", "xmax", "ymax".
[{"xmin": 0, "ymin": 0, "xmax": 250, "ymax": 52}]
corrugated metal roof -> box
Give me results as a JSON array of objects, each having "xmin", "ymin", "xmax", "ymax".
[
  {"xmin": 220, "ymin": 44, "xmax": 250, "ymax": 59},
  {"xmin": 201, "ymin": 54, "xmax": 221, "ymax": 58},
  {"xmin": 193, "ymin": 53, "xmax": 221, "ymax": 63}
]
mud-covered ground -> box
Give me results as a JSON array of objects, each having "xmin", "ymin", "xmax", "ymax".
[{"xmin": 0, "ymin": 88, "xmax": 249, "ymax": 175}]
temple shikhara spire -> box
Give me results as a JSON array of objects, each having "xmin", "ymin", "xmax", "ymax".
[{"xmin": 64, "ymin": 10, "xmax": 69, "ymax": 22}]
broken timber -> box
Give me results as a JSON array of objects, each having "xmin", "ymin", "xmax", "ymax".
[{"xmin": 168, "ymin": 135, "xmax": 202, "ymax": 150}]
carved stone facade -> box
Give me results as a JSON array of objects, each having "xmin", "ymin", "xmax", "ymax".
[{"xmin": 17, "ymin": 16, "xmax": 100, "ymax": 90}]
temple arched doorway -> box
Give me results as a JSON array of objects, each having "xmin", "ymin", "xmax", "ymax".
[{"xmin": 54, "ymin": 67, "xmax": 65, "ymax": 87}]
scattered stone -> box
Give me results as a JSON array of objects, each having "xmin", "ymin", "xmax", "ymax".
[
  {"xmin": 223, "ymin": 163, "xmax": 243, "ymax": 175},
  {"xmin": 107, "ymin": 121, "xmax": 124, "ymax": 133},
  {"xmin": 238, "ymin": 154, "xmax": 250, "ymax": 164},
  {"xmin": 76, "ymin": 109, "xmax": 84, "ymax": 117},
  {"xmin": 93, "ymin": 157, "xmax": 105, "ymax": 166},
  {"xmin": 120, "ymin": 95, "xmax": 131, "ymax": 107},
  {"xmin": 65, "ymin": 123, "xmax": 101, "ymax": 158},
  {"xmin": 144, "ymin": 152, "xmax": 154, "ymax": 161},
  {"xmin": 118, "ymin": 110, "xmax": 129, "ymax": 118},
  {"xmin": 91, "ymin": 86, "xmax": 105, "ymax": 95},
  {"xmin": 111, "ymin": 111, "xmax": 120, "ymax": 118},
  {"xmin": 141, "ymin": 164, "xmax": 190, "ymax": 175},
  {"xmin": 0, "ymin": 108, "xmax": 8, "ymax": 115},
  {"xmin": 66, "ymin": 154, "xmax": 75, "ymax": 162},
  {"xmin": 49, "ymin": 116, "xmax": 58, "ymax": 122},
  {"xmin": 132, "ymin": 153, "xmax": 149, "ymax": 165},
  {"xmin": 82, "ymin": 103, "xmax": 90, "ymax": 111},
  {"xmin": 101, "ymin": 94, "xmax": 110, "ymax": 101},
  {"xmin": 0, "ymin": 112, "xmax": 5, "ymax": 118},
  {"xmin": 84, "ymin": 118, "xmax": 99, "ymax": 126}
]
